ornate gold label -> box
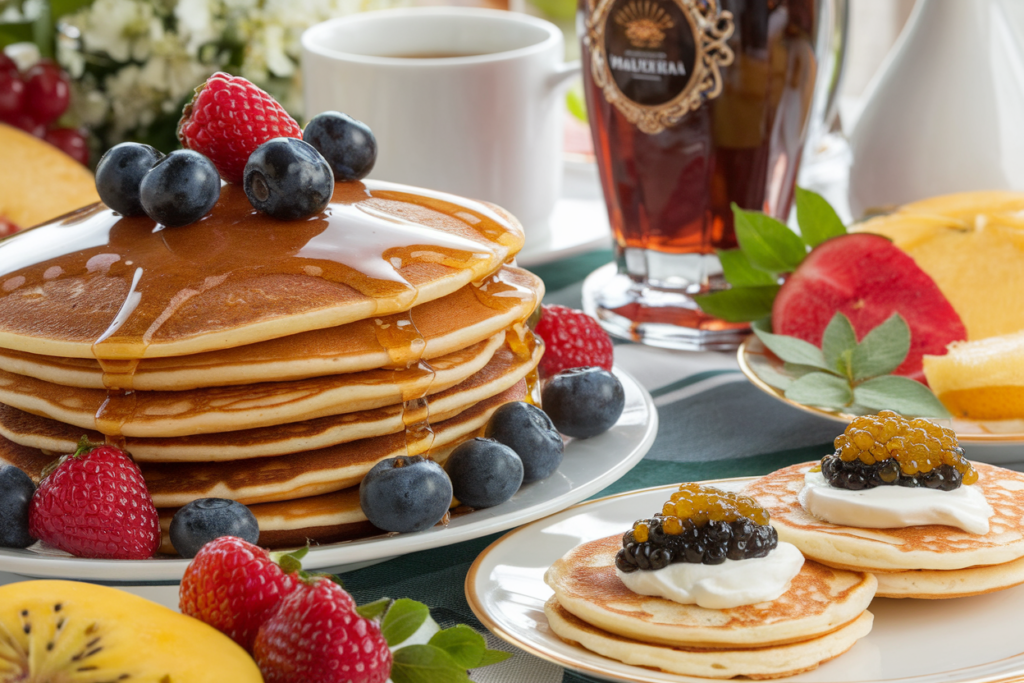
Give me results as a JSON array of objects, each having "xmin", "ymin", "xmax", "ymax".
[{"xmin": 585, "ymin": 0, "xmax": 735, "ymax": 135}]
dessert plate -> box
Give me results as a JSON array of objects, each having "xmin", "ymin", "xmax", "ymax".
[
  {"xmin": 467, "ymin": 479, "xmax": 1024, "ymax": 683},
  {"xmin": 738, "ymin": 336, "xmax": 1024, "ymax": 466},
  {"xmin": 0, "ymin": 367, "xmax": 656, "ymax": 585}
]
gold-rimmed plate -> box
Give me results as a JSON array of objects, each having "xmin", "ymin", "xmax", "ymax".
[
  {"xmin": 466, "ymin": 479, "xmax": 1024, "ymax": 683},
  {"xmin": 738, "ymin": 336, "xmax": 1024, "ymax": 464}
]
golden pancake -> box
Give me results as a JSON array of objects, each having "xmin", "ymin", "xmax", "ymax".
[
  {"xmin": 544, "ymin": 535, "xmax": 877, "ymax": 648},
  {"xmin": 0, "ymin": 332, "xmax": 517, "ymax": 438},
  {"xmin": 744, "ymin": 462, "xmax": 1024, "ymax": 572},
  {"xmin": 544, "ymin": 598, "xmax": 873, "ymax": 680},
  {"xmin": 0, "ymin": 181, "xmax": 523, "ymax": 360},
  {"xmin": 870, "ymin": 553, "xmax": 1024, "ymax": 599},
  {"xmin": 0, "ymin": 267, "xmax": 542, "ymax": 390}
]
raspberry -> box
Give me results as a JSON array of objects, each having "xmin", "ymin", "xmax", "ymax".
[
  {"xmin": 533, "ymin": 305, "xmax": 613, "ymax": 376},
  {"xmin": 177, "ymin": 72, "xmax": 302, "ymax": 183},
  {"xmin": 179, "ymin": 536, "xmax": 302, "ymax": 652},
  {"xmin": 254, "ymin": 578, "xmax": 392, "ymax": 683},
  {"xmin": 27, "ymin": 437, "xmax": 160, "ymax": 560}
]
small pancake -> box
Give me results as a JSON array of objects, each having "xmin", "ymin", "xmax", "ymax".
[
  {"xmin": 544, "ymin": 598, "xmax": 873, "ymax": 680},
  {"xmin": 745, "ymin": 463, "xmax": 1024, "ymax": 572},
  {"xmin": 870, "ymin": 553, "xmax": 1024, "ymax": 599},
  {"xmin": 544, "ymin": 535, "xmax": 877, "ymax": 648},
  {"xmin": 0, "ymin": 341, "xmax": 539, "ymax": 461},
  {"xmin": 0, "ymin": 332, "xmax": 512, "ymax": 438},
  {"xmin": 0, "ymin": 181, "xmax": 524, "ymax": 360},
  {"xmin": 0, "ymin": 267, "xmax": 542, "ymax": 390}
]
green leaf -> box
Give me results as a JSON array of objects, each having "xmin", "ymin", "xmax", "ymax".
[
  {"xmin": 821, "ymin": 313, "xmax": 857, "ymax": 375},
  {"xmin": 852, "ymin": 376, "xmax": 952, "ymax": 418},
  {"xmin": 356, "ymin": 598, "xmax": 392, "ymax": 621},
  {"xmin": 50, "ymin": 0, "xmax": 96, "ymax": 20},
  {"xmin": 794, "ymin": 187, "xmax": 846, "ymax": 247},
  {"xmin": 753, "ymin": 328, "xmax": 834, "ymax": 372},
  {"xmin": 717, "ymin": 249, "xmax": 778, "ymax": 287},
  {"xmin": 391, "ymin": 645, "xmax": 470, "ymax": 683},
  {"xmin": 382, "ymin": 599, "xmax": 430, "ymax": 648},
  {"xmin": 0, "ymin": 22, "xmax": 34, "ymax": 49},
  {"xmin": 850, "ymin": 314, "xmax": 910, "ymax": 380},
  {"xmin": 428, "ymin": 625, "xmax": 486, "ymax": 669},
  {"xmin": 784, "ymin": 372, "xmax": 853, "ymax": 409},
  {"xmin": 476, "ymin": 650, "xmax": 513, "ymax": 667},
  {"xmin": 752, "ymin": 364, "xmax": 795, "ymax": 391},
  {"xmin": 732, "ymin": 203, "xmax": 807, "ymax": 273},
  {"xmin": 693, "ymin": 285, "xmax": 779, "ymax": 323}
]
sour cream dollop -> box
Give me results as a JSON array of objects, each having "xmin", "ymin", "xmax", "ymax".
[
  {"xmin": 615, "ymin": 542, "xmax": 804, "ymax": 609},
  {"xmin": 799, "ymin": 468, "xmax": 994, "ymax": 534}
]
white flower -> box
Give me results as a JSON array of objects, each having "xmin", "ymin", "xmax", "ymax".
[{"xmin": 70, "ymin": 0, "xmax": 159, "ymax": 63}]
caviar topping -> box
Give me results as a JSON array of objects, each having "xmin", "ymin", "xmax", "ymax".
[
  {"xmin": 615, "ymin": 484, "xmax": 777, "ymax": 573},
  {"xmin": 825, "ymin": 410, "xmax": 977, "ymax": 490}
]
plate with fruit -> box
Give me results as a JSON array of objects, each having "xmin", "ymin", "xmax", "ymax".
[{"xmin": 697, "ymin": 189, "xmax": 1024, "ymax": 463}]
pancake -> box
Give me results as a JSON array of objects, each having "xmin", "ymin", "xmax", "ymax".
[
  {"xmin": 0, "ymin": 267, "xmax": 542, "ymax": 390},
  {"xmin": 544, "ymin": 535, "xmax": 877, "ymax": 649},
  {"xmin": 545, "ymin": 598, "xmax": 874, "ymax": 680},
  {"xmin": 0, "ymin": 181, "xmax": 523, "ymax": 360},
  {"xmin": 0, "ymin": 340, "xmax": 539, "ymax": 461},
  {"xmin": 870, "ymin": 553, "xmax": 1024, "ymax": 599},
  {"xmin": 0, "ymin": 332, "xmax": 511, "ymax": 438},
  {"xmin": 744, "ymin": 462, "xmax": 1024, "ymax": 572}
]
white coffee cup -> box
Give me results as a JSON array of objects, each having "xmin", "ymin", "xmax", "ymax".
[{"xmin": 301, "ymin": 8, "xmax": 580, "ymax": 235}]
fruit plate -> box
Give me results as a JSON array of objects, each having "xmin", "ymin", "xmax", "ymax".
[
  {"xmin": 738, "ymin": 336, "xmax": 1024, "ymax": 466},
  {"xmin": 466, "ymin": 478, "xmax": 1024, "ymax": 683},
  {"xmin": 0, "ymin": 367, "xmax": 656, "ymax": 585}
]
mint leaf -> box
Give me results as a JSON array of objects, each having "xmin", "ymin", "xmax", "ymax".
[
  {"xmin": 428, "ymin": 625, "xmax": 486, "ymax": 669},
  {"xmin": 795, "ymin": 187, "xmax": 846, "ymax": 247},
  {"xmin": 356, "ymin": 598, "xmax": 392, "ymax": 621},
  {"xmin": 850, "ymin": 314, "xmax": 910, "ymax": 380},
  {"xmin": 391, "ymin": 645, "xmax": 469, "ymax": 683},
  {"xmin": 477, "ymin": 650, "xmax": 513, "ymax": 667},
  {"xmin": 717, "ymin": 249, "xmax": 778, "ymax": 287},
  {"xmin": 732, "ymin": 204, "xmax": 807, "ymax": 273},
  {"xmin": 853, "ymin": 376, "xmax": 952, "ymax": 418},
  {"xmin": 694, "ymin": 285, "xmax": 779, "ymax": 322},
  {"xmin": 753, "ymin": 327, "xmax": 834, "ymax": 372},
  {"xmin": 752, "ymin": 364, "xmax": 795, "ymax": 391},
  {"xmin": 821, "ymin": 313, "xmax": 857, "ymax": 376},
  {"xmin": 784, "ymin": 372, "xmax": 853, "ymax": 409},
  {"xmin": 382, "ymin": 599, "xmax": 430, "ymax": 648}
]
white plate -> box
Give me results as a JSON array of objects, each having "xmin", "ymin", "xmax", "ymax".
[
  {"xmin": 0, "ymin": 368, "xmax": 656, "ymax": 585},
  {"xmin": 467, "ymin": 479, "xmax": 1024, "ymax": 683}
]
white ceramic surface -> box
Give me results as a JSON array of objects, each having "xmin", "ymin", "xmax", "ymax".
[
  {"xmin": 302, "ymin": 8, "xmax": 581, "ymax": 237},
  {"xmin": 0, "ymin": 368, "xmax": 656, "ymax": 585},
  {"xmin": 849, "ymin": 0, "xmax": 1024, "ymax": 217},
  {"xmin": 467, "ymin": 480, "xmax": 1024, "ymax": 683}
]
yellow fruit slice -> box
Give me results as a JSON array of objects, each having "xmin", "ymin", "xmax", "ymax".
[
  {"xmin": 923, "ymin": 331, "xmax": 1024, "ymax": 419},
  {"xmin": 0, "ymin": 123, "xmax": 99, "ymax": 229},
  {"xmin": 852, "ymin": 191, "xmax": 1024, "ymax": 340},
  {"xmin": 0, "ymin": 580, "xmax": 263, "ymax": 682}
]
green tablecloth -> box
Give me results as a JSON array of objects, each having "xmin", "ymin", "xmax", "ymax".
[{"xmin": 339, "ymin": 250, "xmax": 845, "ymax": 683}]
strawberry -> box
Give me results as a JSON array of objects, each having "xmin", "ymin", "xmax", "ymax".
[
  {"xmin": 773, "ymin": 233, "xmax": 967, "ymax": 382},
  {"xmin": 27, "ymin": 437, "xmax": 160, "ymax": 560},
  {"xmin": 534, "ymin": 304, "xmax": 614, "ymax": 377},
  {"xmin": 254, "ymin": 577, "xmax": 392, "ymax": 683},
  {"xmin": 177, "ymin": 72, "xmax": 302, "ymax": 184},
  {"xmin": 179, "ymin": 536, "xmax": 301, "ymax": 652}
]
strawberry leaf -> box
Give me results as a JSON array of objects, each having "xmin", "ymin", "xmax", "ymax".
[
  {"xmin": 850, "ymin": 314, "xmax": 910, "ymax": 380},
  {"xmin": 753, "ymin": 327, "xmax": 835, "ymax": 373},
  {"xmin": 795, "ymin": 187, "xmax": 846, "ymax": 247},
  {"xmin": 784, "ymin": 372, "xmax": 853, "ymax": 409},
  {"xmin": 717, "ymin": 249, "xmax": 778, "ymax": 287},
  {"xmin": 693, "ymin": 285, "xmax": 779, "ymax": 323},
  {"xmin": 356, "ymin": 597, "xmax": 392, "ymax": 621},
  {"xmin": 382, "ymin": 598, "xmax": 430, "ymax": 648},
  {"xmin": 428, "ymin": 625, "xmax": 486, "ymax": 669},
  {"xmin": 732, "ymin": 203, "xmax": 807, "ymax": 273},
  {"xmin": 477, "ymin": 650, "xmax": 513, "ymax": 667},
  {"xmin": 853, "ymin": 376, "xmax": 952, "ymax": 418},
  {"xmin": 821, "ymin": 313, "xmax": 857, "ymax": 376},
  {"xmin": 391, "ymin": 645, "xmax": 470, "ymax": 683}
]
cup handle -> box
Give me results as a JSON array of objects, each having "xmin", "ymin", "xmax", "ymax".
[{"xmin": 548, "ymin": 60, "xmax": 582, "ymax": 91}]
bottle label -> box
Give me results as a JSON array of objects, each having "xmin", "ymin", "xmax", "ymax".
[{"xmin": 585, "ymin": 0, "xmax": 735, "ymax": 134}]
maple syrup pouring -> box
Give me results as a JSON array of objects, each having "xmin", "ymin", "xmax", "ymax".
[{"xmin": 372, "ymin": 312, "xmax": 437, "ymax": 457}]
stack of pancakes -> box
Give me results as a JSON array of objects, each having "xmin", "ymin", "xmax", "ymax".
[
  {"xmin": 544, "ymin": 536, "xmax": 877, "ymax": 679},
  {"xmin": 0, "ymin": 180, "xmax": 544, "ymax": 552}
]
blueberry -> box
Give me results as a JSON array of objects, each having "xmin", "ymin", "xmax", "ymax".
[
  {"xmin": 303, "ymin": 112, "xmax": 377, "ymax": 182},
  {"xmin": 359, "ymin": 455, "xmax": 452, "ymax": 533},
  {"xmin": 541, "ymin": 367, "xmax": 625, "ymax": 439},
  {"xmin": 169, "ymin": 498, "xmax": 259, "ymax": 558},
  {"xmin": 483, "ymin": 402, "xmax": 563, "ymax": 484},
  {"xmin": 139, "ymin": 150, "xmax": 220, "ymax": 227},
  {"xmin": 0, "ymin": 465, "xmax": 36, "ymax": 549},
  {"xmin": 243, "ymin": 138, "xmax": 334, "ymax": 220},
  {"xmin": 445, "ymin": 438, "xmax": 524, "ymax": 509},
  {"xmin": 95, "ymin": 142, "xmax": 165, "ymax": 216}
]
